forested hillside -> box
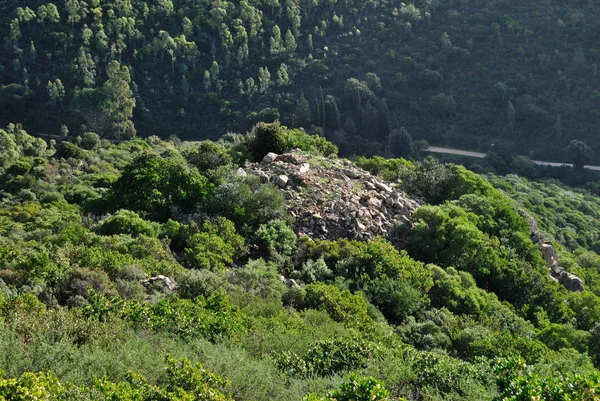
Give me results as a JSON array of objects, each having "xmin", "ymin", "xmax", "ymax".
[
  {"xmin": 1, "ymin": 0, "xmax": 600, "ymax": 161},
  {"xmin": 1, "ymin": 123, "xmax": 600, "ymax": 399}
]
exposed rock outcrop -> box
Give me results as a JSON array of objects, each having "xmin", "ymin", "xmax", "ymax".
[
  {"xmin": 142, "ymin": 275, "xmax": 177, "ymax": 292},
  {"xmin": 520, "ymin": 209, "xmax": 584, "ymax": 292},
  {"xmin": 540, "ymin": 241, "xmax": 584, "ymax": 292},
  {"xmin": 242, "ymin": 150, "xmax": 421, "ymax": 241}
]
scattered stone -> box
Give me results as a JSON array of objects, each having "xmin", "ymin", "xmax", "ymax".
[
  {"xmin": 364, "ymin": 182, "xmax": 377, "ymax": 190},
  {"xmin": 342, "ymin": 169, "xmax": 361, "ymax": 179},
  {"xmin": 275, "ymin": 175, "xmax": 289, "ymax": 188},
  {"xmin": 353, "ymin": 217, "xmax": 366, "ymax": 231},
  {"xmin": 365, "ymin": 198, "xmax": 382, "ymax": 209},
  {"xmin": 256, "ymin": 171, "xmax": 270, "ymax": 183},
  {"xmin": 375, "ymin": 181, "xmax": 393, "ymax": 192},
  {"xmin": 262, "ymin": 152, "xmax": 279, "ymax": 163},
  {"xmin": 235, "ymin": 168, "xmax": 247, "ymax": 177},
  {"xmin": 287, "ymin": 279, "xmax": 301, "ymax": 289},
  {"xmin": 141, "ymin": 275, "xmax": 177, "ymax": 292},
  {"xmin": 299, "ymin": 163, "xmax": 310, "ymax": 173},
  {"xmin": 244, "ymin": 149, "xmax": 420, "ymax": 241}
]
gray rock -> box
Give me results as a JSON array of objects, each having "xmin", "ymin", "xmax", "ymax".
[
  {"xmin": 558, "ymin": 271, "xmax": 584, "ymax": 292},
  {"xmin": 342, "ymin": 169, "xmax": 361, "ymax": 179},
  {"xmin": 275, "ymin": 175, "xmax": 289, "ymax": 188},
  {"xmin": 287, "ymin": 279, "xmax": 301, "ymax": 289},
  {"xmin": 235, "ymin": 168, "xmax": 247, "ymax": 177},
  {"xmin": 540, "ymin": 242, "xmax": 557, "ymax": 269},
  {"xmin": 141, "ymin": 275, "xmax": 177, "ymax": 292},
  {"xmin": 256, "ymin": 171, "xmax": 270, "ymax": 183},
  {"xmin": 375, "ymin": 181, "xmax": 393, "ymax": 192},
  {"xmin": 299, "ymin": 163, "xmax": 310, "ymax": 173},
  {"xmin": 365, "ymin": 198, "xmax": 382, "ymax": 209},
  {"xmin": 364, "ymin": 181, "xmax": 377, "ymax": 190},
  {"xmin": 263, "ymin": 152, "xmax": 279, "ymax": 163},
  {"xmin": 353, "ymin": 217, "xmax": 366, "ymax": 231},
  {"xmin": 339, "ymin": 171, "xmax": 351, "ymax": 182}
]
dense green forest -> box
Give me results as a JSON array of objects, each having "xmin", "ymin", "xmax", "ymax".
[
  {"xmin": 1, "ymin": 123, "xmax": 600, "ymax": 399},
  {"xmin": 2, "ymin": 0, "xmax": 600, "ymax": 162}
]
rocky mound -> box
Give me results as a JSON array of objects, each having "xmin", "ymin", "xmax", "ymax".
[{"xmin": 242, "ymin": 150, "xmax": 421, "ymax": 241}]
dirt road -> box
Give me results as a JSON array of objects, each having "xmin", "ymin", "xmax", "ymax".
[{"xmin": 425, "ymin": 146, "xmax": 600, "ymax": 171}]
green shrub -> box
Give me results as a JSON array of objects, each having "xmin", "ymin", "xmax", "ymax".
[
  {"xmin": 366, "ymin": 277, "xmax": 423, "ymax": 324},
  {"xmin": 292, "ymin": 257, "xmax": 333, "ymax": 284},
  {"xmin": 303, "ymin": 374, "xmax": 393, "ymax": 401},
  {"xmin": 105, "ymin": 152, "xmax": 211, "ymax": 221},
  {"xmin": 336, "ymin": 237, "xmax": 433, "ymax": 293},
  {"xmin": 183, "ymin": 140, "xmax": 232, "ymax": 172},
  {"xmin": 277, "ymin": 338, "xmax": 383, "ymax": 378},
  {"xmin": 227, "ymin": 259, "xmax": 286, "ymax": 299},
  {"xmin": 95, "ymin": 209, "xmax": 157, "ymax": 237},
  {"xmin": 493, "ymin": 356, "xmax": 600, "ymax": 401},
  {"xmin": 184, "ymin": 217, "xmax": 245, "ymax": 271},
  {"xmin": 54, "ymin": 141, "xmax": 86, "ymax": 160},
  {"xmin": 286, "ymin": 283, "xmax": 373, "ymax": 327},
  {"xmin": 246, "ymin": 121, "xmax": 286, "ymax": 161},
  {"xmin": 280, "ymin": 127, "xmax": 338, "ymax": 156},
  {"xmin": 78, "ymin": 132, "xmax": 101, "ymax": 150},
  {"xmin": 178, "ymin": 269, "xmax": 227, "ymax": 299},
  {"xmin": 205, "ymin": 176, "xmax": 287, "ymax": 233},
  {"xmin": 254, "ymin": 219, "xmax": 297, "ymax": 265}
]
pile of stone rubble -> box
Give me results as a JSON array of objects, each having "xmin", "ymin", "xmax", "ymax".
[{"xmin": 242, "ymin": 150, "xmax": 421, "ymax": 241}]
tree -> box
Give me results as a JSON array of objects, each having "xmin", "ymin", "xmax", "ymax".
[
  {"xmin": 567, "ymin": 139, "xmax": 593, "ymax": 169},
  {"xmin": 386, "ymin": 128, "xmax": 413, "ymax": 158},
  {"xmin": 258, "ymin": 67, "xmax": 271, "ymax": 93},
  {"xmin": 72, "ymin": 61, "xmax": 135, "ymax": 138},
  {"xmin": 246, "ymin": 121, "xmax": 285, "ymax": 161},
  {"xmin": 293, "ymin": 93, "xmax": 312, "ymax": 127},
  {"xmin": 0, "ymin": 130, "xmax": 19, "ymax": 171},
  {"xmin": 105, "ymin": 152, "xmax": 210, "ymax": 221},
  {"xmin": 270, "ymin": 25, "xmax": 283, "ymax": 56},
  {"xmin": 284, "ymin": 29, "xmax": 297, "ymax": 56},
  {"xmin": 46, "ymin": 79, "xmax": 65, "ymax": 105},
  {"xmin": 276, "ymin": 63, "xmax": 290, "ymax": 87}
]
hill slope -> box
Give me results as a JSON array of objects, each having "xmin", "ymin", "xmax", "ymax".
[{"xmin": 1, "ymin": 124, "xmax": 600, "ymax": 398}]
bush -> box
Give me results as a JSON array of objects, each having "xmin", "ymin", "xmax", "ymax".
[
  {"xmin": 255, "ymin": 219, "xmax": 297, "ymax": 261},
  {"xmin": 205, "ymin": 176, "xmax": 287, "ymax": 233},
  {"xmin": 303, "ymin": 374, "xmax": 392, "ymax": 401},
  {"xmin": 95, "ymin": 209, "xmax": 157, "ymax": 237},
  {"xmin": 281, "ymin": 127, "xmax": 338, "ymax": 156},
  {"xmin": 277, "ymin": 338, "xmax": 383, "ymax": 377},
  {"xmin": 336, "ymin": 237, "xmax": 433, "ymax": 293},
  {"xmin": 366, "ymin": 277, "xmax": 423, "ymax": 324},
  {"xmin": 105, "ymin": 152, "xmax": 211, "ymax": 221},
  {"xmin": 178, "ymin": 269, "xmax": 227, "ymax": 299},
  {"xmin": 54, "ymin": 141, "xmax": 86, "ymax": 160},
  {"xmin": 292, "ymin": 257, "xmax": 333, "ymax": 284},
  {"xmin": 493, "ymin": 356, "xmax": 600, "ymax": 401},
  {"xmin": 286, "ymin": 282, "xmax": 373, "ymax": 326},
  {"xmin": 184, "ymin": 217, "xmax": 245, "ymax": 271},
  {"xmin": 246, "ymin": 121, "xmax": 286, "ymax": 161},
  {"xmin": 183, "ymin": 140, "xmax": 232, "ymax": 172},
  {"xmin": 78, "ymin": 132, "xmax": 101, "ymax": 150},
  {"xmin": 228, "ymin": 259, "xmax": 286, "ymax": 299}
]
